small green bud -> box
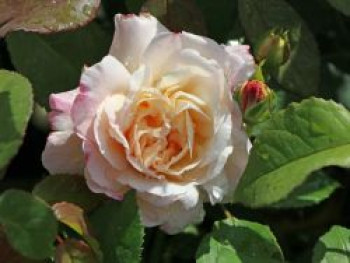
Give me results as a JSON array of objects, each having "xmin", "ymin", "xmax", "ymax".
[{"xmin": 255, "ymin": 30, "xmax": 291, "ymax": 68}]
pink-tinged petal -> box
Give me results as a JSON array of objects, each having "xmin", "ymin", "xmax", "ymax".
[
  {"xmin": 70, "ymin": 91, "xmax": 97, "ymax": 141},
  {"xmin": 225, "ymin": 41, "xmax": 255, "ymax": 90},
  {"xmin": 48, "ymin": 89, "xmax": 79, "ymax": 131},
  {"xmin": 83, "ymin": 141, "xmax": 129, "ymax": 200},
  {"xmin": 71, "ymin": 56, "xmax": 131, "ymax": 139},
  {"xmin": 49, "ymin": 89, "xmax": 79, "ymax": 114},
  {"xmin": 42, "ymin": 131, "xmax": 84, "ymax": 175},
  {"xmin": 137, "ymin": 195, "xmax": 205, "ymax": 234},
  {"xmin": 110, "ymin": 13, "xmax": 167, "ymax": 72}
]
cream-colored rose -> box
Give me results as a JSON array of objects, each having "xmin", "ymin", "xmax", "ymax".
[{"xmin": 42, "ymin": 13, "xmax": 255, "ymax": 234}]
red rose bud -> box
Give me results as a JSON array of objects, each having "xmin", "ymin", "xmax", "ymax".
[
  {"xmin": 255, "ymin": 30, "xmax": 290, "ymax": 67},
  {"xmin": 240, "ymin": 80, "xmax": 270, "ymax": 113},
  {"xmin": 237, "ymin": 80, "xmax": 276, "ymax": 128}
]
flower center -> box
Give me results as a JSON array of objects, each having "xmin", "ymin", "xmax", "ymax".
[{"xmin": 123, "ymin": 82, "xmax": 213, "ymax": 180}]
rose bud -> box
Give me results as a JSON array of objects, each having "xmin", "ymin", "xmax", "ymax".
[
  {"xmin": 52, "ymin": 202, "xmax": 88, "ymax": 236},
  {"xmin": 55, "ymin": 239, "xmax": 96, "ymax": 263},
  {"xmin": 255, "ymin": 30, "xmax": 290, "ymax": 69},
  {"xmin": 237, "ymin": 80, "xmax": 276, "ymax": 125}
]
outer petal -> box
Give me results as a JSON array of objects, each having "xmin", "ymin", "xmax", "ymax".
[
  {"xmin": 199, "ymin": 115, "xmax": 233, "ymax": 204},
  {"xmin": 110, "ymin": 13, "xmax": 167, "ymax": 72},
  {"xmin": 225, "ymin": 40, "xmax": 256, "ymax": 90},
  {"xmin": 180, "ymin": 32, "xmax": 255, "ymax": 90},
  {"xmin": 180, "ymin": 32, "xmax": 228, "ymax": 68},
  {"xmin": 137, "ymin": 195, "xmax": 205, "ymax": 234},
  {"xmin": 83, "ymin": 141, "xmax": 129, "ymax": 200},
  {"xmin": 200, "ymin": 113, "xmax": 232, "ymax": 169},
  {"xmin": 141, "ymin": 32, "xmax": 182, "ymax": 81},
  {"xmin": 138, "ymin": 186, "xmax": 199, "ymax": 210},
  {"xmin": 202, "ymin": 173, "xmax": 229, "ymax": 204},
  {"xmin": 42, "ymin": 131, "xmax": 84, "ymax": 175},
  {"xmin": 49, "ymin": 89, "xmax": 79, "ymax": 114},
  {"xmin": 141, "ymin": 32, "xmax": 224, "ymax": 84},
  {"xmin": 49, "ymin": 111, "xmax": 73, "ymax": 132},
  {"xmin": 49, "ymin": 89, "xmax": 79, "ymax": 131},
  {"xmin": 224, "ymin": 101, "xmax": 251, "ymax": 195},
  {"xmin": 94, "ymin": 94, "xmax": 130, "ymax": 170},
  {"xmin": 141, "ymin": 31, "xmax": 253, "ymax": 99},
  {"xmin": 71, "ymin": 56, "xmax": 131, "ymax": 138},
  {"xmin": 116, "ymin": 169, "xmax": 198, "ymax": 201}
]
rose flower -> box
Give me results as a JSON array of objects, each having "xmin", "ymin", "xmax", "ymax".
[{"xmin": 42, "ymin": 13, "xmax": 255, "ymax": 234}]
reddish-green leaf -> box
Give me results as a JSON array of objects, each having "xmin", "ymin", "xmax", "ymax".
[{"xmin": 0, "ymin": 0, "xmax": 101, "ymax": 36}]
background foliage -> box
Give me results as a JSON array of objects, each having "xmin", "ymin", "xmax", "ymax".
[{"xmin": 0, "ymin": 0, "xmax": 350, "ymax": 262}]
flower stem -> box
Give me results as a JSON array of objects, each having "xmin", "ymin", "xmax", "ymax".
[{"xmin": 220, "ymin": 204, "xmax": 233, "ymax": 219}]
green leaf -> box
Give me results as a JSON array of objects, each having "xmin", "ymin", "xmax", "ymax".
[
  {"xmin": 6, "ymin": 22, "xmax": 111, "ymax": 107},
  {"xmin": 0, "ymin": 190, "xmax": 58, "ymax": 260},
  {"xmin": 89, "ymin": 192, "xmax": 144, "ymax": 263},
  {"xmin": 0, "ymin": 70, "xmax": 33, "ymax": 178},
  {"xmin": 327, "ymin": 0, "xmax": 350, "ymax": 16},
  {"xmin": 142, "ymin": 0, "xmax": 207, "ymax": 35},
  {"xmin": 196, "ymin": 219, "xmax": 284, "ymax": 263},
  {"xmin": 166, "ymin": 232, "xmax": 201, "ymax": 261},
  {"xmin": 197, "ymin": 235, "xmax": 240, "ymax": 263},
  {"xmin": 126, "ymin": 0, "xmax": 144, "ymax": 13},
  {"xmin": 234, "ymin": 98, "xmax": 350, "ymax": 207},
  {"xmin": 238, "ymin": 0, "xmax": 320, "ymax": 97},
  {"xmin": 0, "ymin": 233, "xmax": 37, "ymax": 263},
  {"xmin": 33, "ymin": 174, "xmax": 103, "ymax": 212},
  {"xmin": 195, "ymin": 0, "xmax": 239, "ymax": 43},
  {"xmin": 0, "ymin": 0, "xmax": 101, "ymax": 37},
  {"xmin": 142, "ymin": 0, "xmax": 167, "ymax": 17},
  {"xmin": 320, "ymin": 63, "xmax": 350, "ymax": 109},
  {"xmin": 313, "ymin": 225, "xmax": 350, "ymax": 262},
  {"xmin": 272, "ymin": 171, "xmax": 340, "ymax": 208}
]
